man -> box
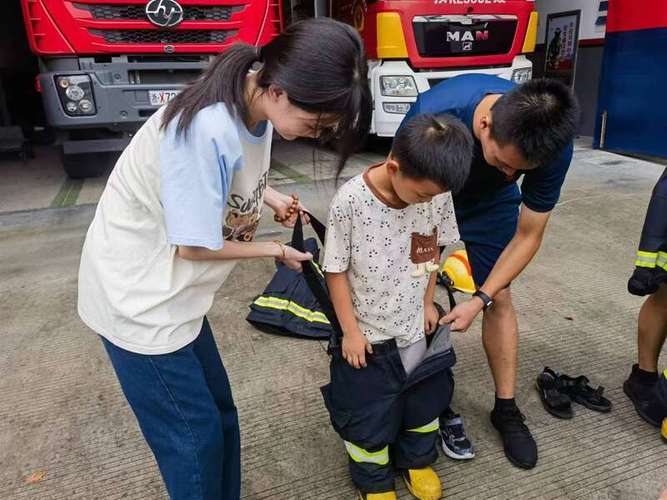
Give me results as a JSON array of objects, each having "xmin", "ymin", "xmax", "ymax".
[
  {"xmin": 624, "ymin": 168, "xmax": 667, "ymax": 431},
  {"xmin": 401, "ymin": 74, "xmax": 579, "ymax": 469}
]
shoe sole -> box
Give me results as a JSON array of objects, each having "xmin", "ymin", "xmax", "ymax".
[
  {"xmin": 403, "ymin": 481, "xmax": 442, "ymax": 500},
  {"xmin": 440, "ymin": 437, "xmax": 475, "ymax": 460},
  {"xmin": 490, "ymin": 416, "xmax": 537, "ymax": 470},
  {"xmin": 623, "ymin": 381, "xmax": 661, "ymax": 427}
]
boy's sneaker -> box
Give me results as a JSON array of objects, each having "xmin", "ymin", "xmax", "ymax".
[{"xmin": 439, "ymin": 411, "xmax": 475, "ymax": 460}]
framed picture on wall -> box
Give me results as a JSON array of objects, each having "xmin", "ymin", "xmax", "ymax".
[{"xmin": 544, "ymin": 10, "xmax": 581, "ymax": 87}]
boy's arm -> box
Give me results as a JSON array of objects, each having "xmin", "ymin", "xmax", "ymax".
[
  {"xmin": 423, "ymin": 269, "xmax": 440, "ymax": 334},
  {"xmin": 326, "ymin": 272, "xmax": 373, "ymax": 369},
  {"xmin": 424, "ymin": 268, "xmax": 438, "ymax": 305}
]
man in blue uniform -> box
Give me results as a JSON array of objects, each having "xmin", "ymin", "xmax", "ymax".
[{"xmin": 401, "ymin": 75, "xmax": 579, "ymax": 469}]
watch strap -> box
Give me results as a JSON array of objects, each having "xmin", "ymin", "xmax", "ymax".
[{"xmin": 473, "ymin": 290, "xmax": 493, "ymax": 310}]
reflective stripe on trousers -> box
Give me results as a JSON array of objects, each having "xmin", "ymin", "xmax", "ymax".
[
  {"xmin": 344, "ymin": 441, "xmax": 390, "ymax": 465},
  {"xmin": 635, "ymin": 251, "xmax": 667, "ymax": 270},
  {"xmin": 406, "ymin": 418, "xmax": 439, "ymax": 434}
]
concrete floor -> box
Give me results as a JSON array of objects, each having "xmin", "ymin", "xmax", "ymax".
[{"xmin": 0, "ymin": 141, "xmax": 665, "ymax": 499}]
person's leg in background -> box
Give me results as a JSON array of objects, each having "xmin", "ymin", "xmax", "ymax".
[
  {"xmin": 192, "ymin": 317, "xmax": 241, "ymax": 499},
  {"xmin": 451, "ymin": 195, "xmax": 535, "ymax": 468},
  {"xmin": 637, "ymin": 284, "xmax": 667, "ymax": 373},
  {"xmin": 624, "ymin": 284, "xmax": 667, "ymax": 427},
  {"xmin": 466, "ymin": 241, "xmax": 537, "ymax": 470},
  {"xmin": 101, "ymin": 322, "xmax": 234, "ymax": 500}
]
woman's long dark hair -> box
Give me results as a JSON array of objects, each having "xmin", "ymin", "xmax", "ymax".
[{"xmin": 162, "ymin": 18, "xmax": 371, "ymax": 175}]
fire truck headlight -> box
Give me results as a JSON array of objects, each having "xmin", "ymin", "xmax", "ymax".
[
  {"xmin": 79, "ymin": 99, "xmax": 94, "ymax": 113},
  {"xmin": 382, "ymin": 102, "xmax": 412, "ymax": 114},
  {"xmin": 56, "ymin": 75, "xmax": 97, "ymax": 116},
  {"xmin": 65, "ymin": 85, "xmax": 85, "ymax": 101},
  {"xmin": 511, "ymin": 68, "xmax": 532, "ymax": 84},
  {"xmin": 380, "ymin": 76, "xmax": 418, "ymax": 97}
]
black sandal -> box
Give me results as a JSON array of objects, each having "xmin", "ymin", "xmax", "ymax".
[
  {"xmin": 557, "ymin": 374, "xmax": 612, "ymax": 413},
  {"xmin": 536, "ymin": 367, "xmax": 573, "ymax": 419}
]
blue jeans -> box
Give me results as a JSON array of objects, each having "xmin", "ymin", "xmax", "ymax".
[{"xmin": 101, "ymin": 318, "xmax": 240, "ymax": 500}]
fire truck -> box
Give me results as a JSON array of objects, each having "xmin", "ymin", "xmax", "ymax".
[
  {"xmin": 324, "ymin": 0, "xmax": 537, "ymax": 137},
  {"xmin": 20, "ymin": 0, "xmax": 283, "ymax": 177},
  {"xmin": 17, "ymin": 0, "xmax": 536, "ymax": 178}
]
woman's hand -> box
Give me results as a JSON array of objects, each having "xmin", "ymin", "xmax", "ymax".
[
  {"xmin": 276, "ymin": 244, "xmax": 313, "ymax": 272},
  {"xmin": 265, "ymin": 187, "xmax": 310, "ymax": 228},
  {"xmin": 342, "ymin": 329, "xmax": 373, "ymax": 369}
]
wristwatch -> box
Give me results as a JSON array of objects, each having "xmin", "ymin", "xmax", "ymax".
[{"xmin": 473, "ymin": 290, "xmax": 494, "ymax": 311}]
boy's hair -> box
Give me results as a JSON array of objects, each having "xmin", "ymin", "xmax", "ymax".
[
  {"xmin": 391, "ymin": 113, "xmax": 473, "ymax": 193},
  {"xmin": 490, "ymin": 78, "xmax": 580, "ymax": 167}
]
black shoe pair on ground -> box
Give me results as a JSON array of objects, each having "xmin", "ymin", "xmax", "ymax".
[
  {"xmin": 536, "ymin": 367, "xmax": 612, "ymax": 419},
  {"xmin": 623, "ymin": 363, "xmax": 667, "ymax": 428}
]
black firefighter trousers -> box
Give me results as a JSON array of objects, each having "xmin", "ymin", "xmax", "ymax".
[{"xmin": 321, "ymin": 336, "xmax": 455, "ymax": 493}]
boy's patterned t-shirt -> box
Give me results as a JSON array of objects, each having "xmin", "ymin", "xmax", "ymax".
[{"xmin": 322, "ymin": 167, "xmax": 460, "ymax": 347}]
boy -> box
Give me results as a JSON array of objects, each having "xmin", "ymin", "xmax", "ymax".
[{"xmin": 321, "ymin": 114, "xmax": 473, "ymax": 499}]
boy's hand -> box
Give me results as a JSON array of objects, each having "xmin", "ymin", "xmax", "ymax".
[
  {"xmin": 342, "ymin": 329, "xmax": 373, "ymax": 369},
  {"xmin": 424, "ymin": 302, "xmax": 440, "ymax": 335}
]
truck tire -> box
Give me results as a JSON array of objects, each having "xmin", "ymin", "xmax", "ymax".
[{"xmin": 60, "ymin": 150, "xmax": 116, "ymax": 179}]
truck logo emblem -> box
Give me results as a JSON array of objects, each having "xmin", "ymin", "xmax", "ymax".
[
  {"xmin": 446, "ymin": 30, "xmax": 489, "ymax": 42},
  {"xmin": 145, "ymin": 0, "xmax": 184, "ymax": 28}
]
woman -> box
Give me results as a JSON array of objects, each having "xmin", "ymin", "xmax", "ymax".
[{"xmin": 77, "ymin": 18, "xmax": 371, "ymax": 499}]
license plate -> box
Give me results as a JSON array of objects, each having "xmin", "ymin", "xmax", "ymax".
[{"xmin": 148, "ymin": 90, "xmax": 180, "ymax": 106}]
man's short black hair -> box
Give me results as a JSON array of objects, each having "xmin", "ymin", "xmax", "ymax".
[
  {"xmin": 392, "ymin": 113, "xmax": 473, "ymax": 193},
  {"xmin": 490, "ymin": 78, "xmax": 580, "ymax": 167}
]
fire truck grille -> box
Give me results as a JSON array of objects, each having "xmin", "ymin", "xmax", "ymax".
[
  {"xmin": 413, "ymin": 16, "xmax": 517, "ymax": 58},
  {"xmin": 89, "ymin": 29, "xmax": 238, "ymax": 44},
  {"xmin": 74, "ymin": 3, "xmax": 242, "ymax": 22}
]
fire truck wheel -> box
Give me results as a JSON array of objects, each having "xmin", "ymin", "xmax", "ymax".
[{"xmin": 61, "ymin": 150, "xmax": 117, "ymax": 179}]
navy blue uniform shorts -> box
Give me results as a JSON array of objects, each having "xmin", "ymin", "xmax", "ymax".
[{"xmin": 455, "ymin": 185, "xmax": 521, "ymax": 287}]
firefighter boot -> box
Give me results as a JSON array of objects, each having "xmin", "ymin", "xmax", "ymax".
[
  {"xmin": 358, "ymin": 491, "xmax": 397, "ymax": 500},
  {"xmin": 401, "ymin": 467, "xmax": 442, "ymax": 500}
]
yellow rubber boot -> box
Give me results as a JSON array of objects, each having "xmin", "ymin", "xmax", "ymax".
[
  {"xmin": 402, "ymin": 467, "xmax": 442, "ymax": 500},
  {"xmin": 357, "ymin": 491, "xmax": 397, "ymax": 500},
  {"xmin": 661, "ymin": 417, "xmax": 667, "ymax": 442}
]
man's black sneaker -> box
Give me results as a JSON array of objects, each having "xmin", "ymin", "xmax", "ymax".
[
  {"xmin": 623, "ymin": 365, "xmax": 662, "ymax": 427},
  {"xmin": 490, "ymin": 407, "xmax": 537, "ymax": 469}
]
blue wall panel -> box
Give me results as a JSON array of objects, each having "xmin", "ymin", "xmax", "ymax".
[{"xmin": 594, "ymin": 28, "xmax": 667, "ymax": 158}]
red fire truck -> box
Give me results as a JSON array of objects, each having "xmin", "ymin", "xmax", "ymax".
[
  {"xmin": 18, "ymin": 0, "xmax": 537, "ymax": 177},
  {"xmin": 327, "ymin": 0, "xmax": 537, "ymax": 137},
  {"xmin": 20, "ymin": 0, "xmax": 282, "ymax": 177}
]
